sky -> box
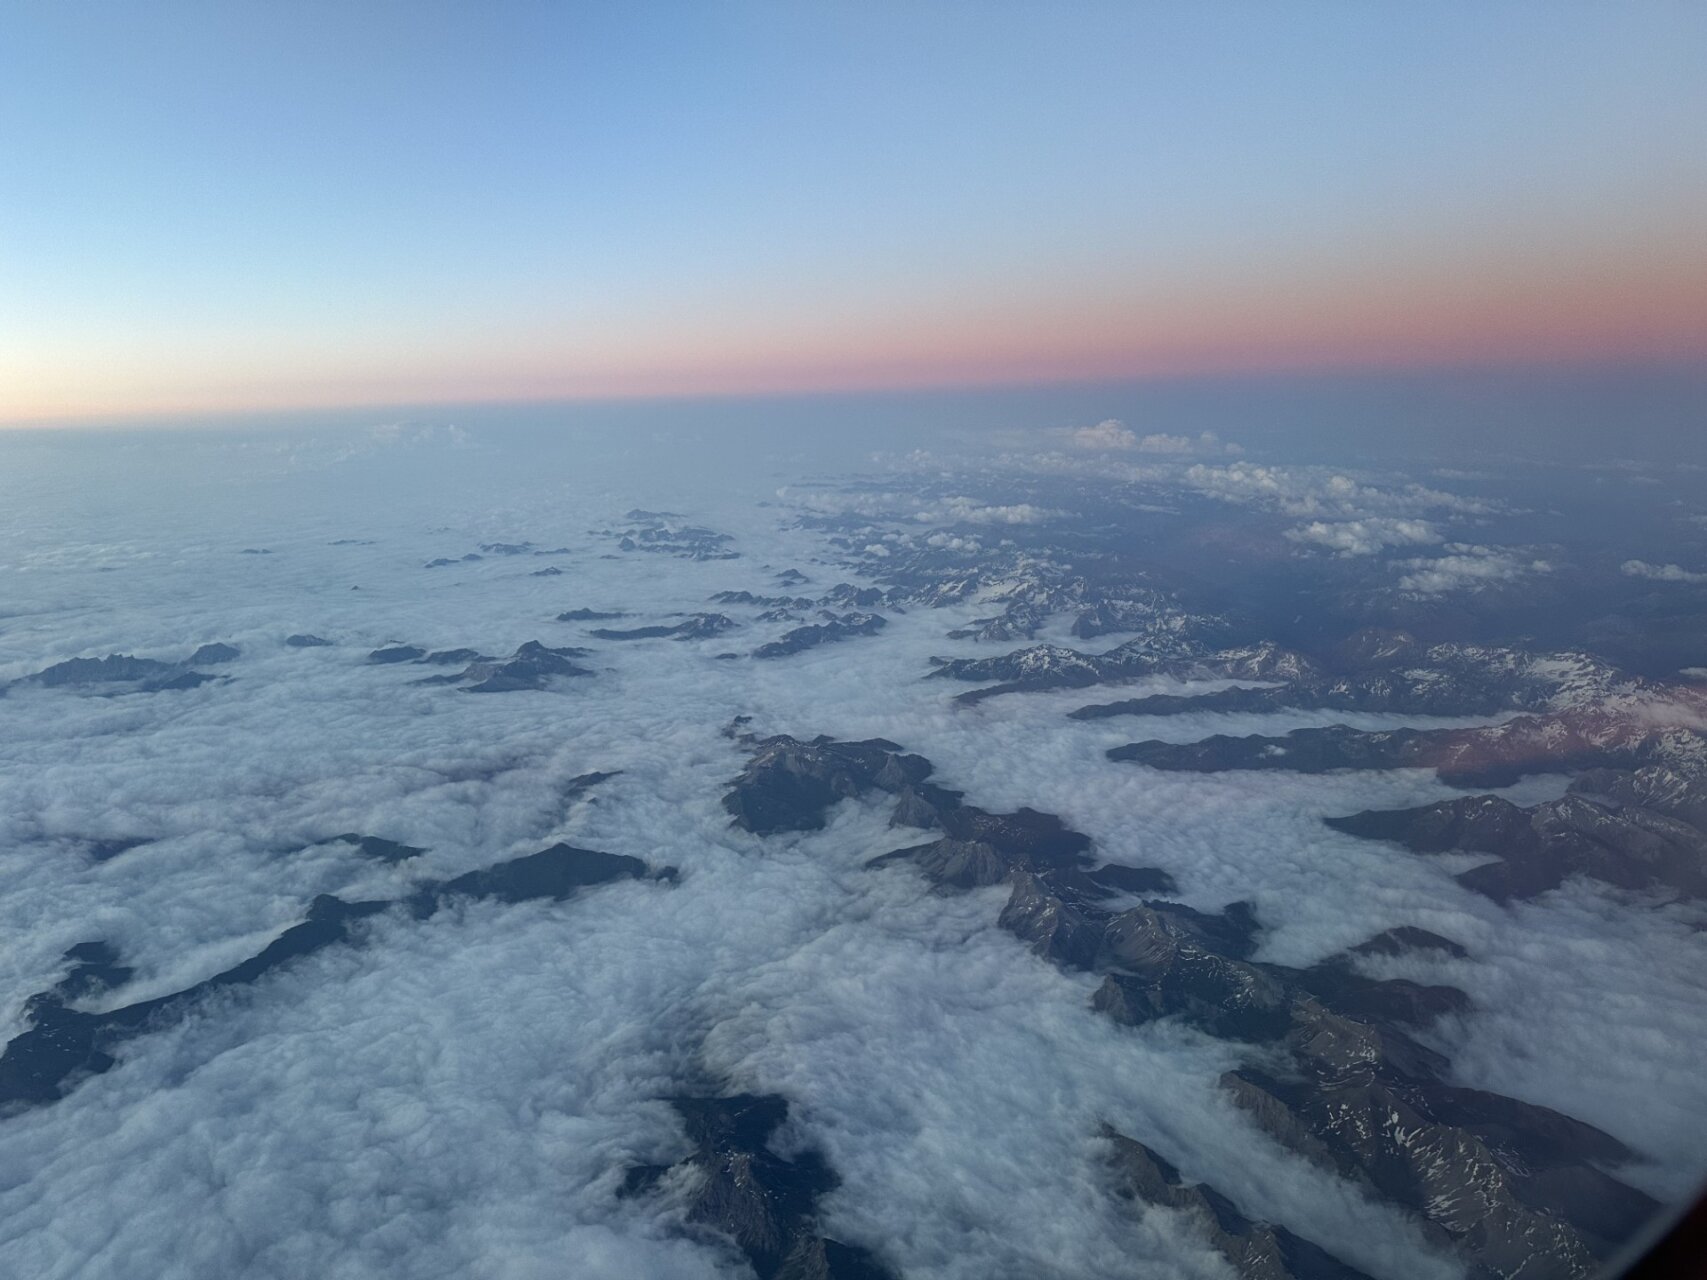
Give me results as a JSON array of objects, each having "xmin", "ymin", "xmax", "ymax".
[{"xmin": 1, "ymin": 0, "xmax": 1704, "ymax": 425}]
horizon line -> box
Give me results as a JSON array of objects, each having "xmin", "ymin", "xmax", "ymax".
[{"xmin": 3, "ymin": 349, "xmax": 1702, "ymax": 433}]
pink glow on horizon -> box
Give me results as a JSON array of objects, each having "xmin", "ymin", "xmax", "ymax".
[{"xmin": 4, "ymin": 233, "xmax": 1704, "ymax": 426}]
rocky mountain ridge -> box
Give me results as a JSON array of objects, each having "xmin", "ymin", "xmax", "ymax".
[{"xmin": 720, "ymin": 732, "xmax": 1654, "ymax": 1279}]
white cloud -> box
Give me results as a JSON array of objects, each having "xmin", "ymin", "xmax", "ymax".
[
  {"xmin": 1182, "ymin": 463, "xmax": 1498, "ymax": 521},
  {"xmin": 0, "ymin": 429, "xmax": 1698, "ymax": 1280},
  {"xmin": 935, "ymin": 496, "xmax": 1057, "ymax": 525},
  {"xmin": 1139, "ymin": 431, "xmax": 1241, "ymax": 457},
  {"xmin": 777, "ymin": 488, "xmax": 1058, "ymax": 527},
  {"xmin": 1066, "ymin": 421, "xmax": 1242, "ymax": 457},
  {"xmin": 1285, "ymin": 518, "xmax": 1441, "ymax": 556},
  {"xmin": 1621, "ymin": 559, "xmax": 1707, "ymax": 584},
  {"xmin": 925, "ymin": 532, "xmax": 982, "ymax": 552},
  {"xmin": 1395, "ymin": 544, "xmax": 1553, "ymax": 594},
  {"xmin": 1069, "ymin": 419, "xmax": 1138, "ymax": 451}
]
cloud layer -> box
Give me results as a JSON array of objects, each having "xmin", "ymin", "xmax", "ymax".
[
  {"xmin": 1622, "ymin": 558, "xmax": 1707, "ymax": 584},
  {"xmin": 0, "ymin": 425, "xmax": 1700, "ymax": 1279}
]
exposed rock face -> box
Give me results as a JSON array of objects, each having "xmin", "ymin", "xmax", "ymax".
[
  {"xmin": 930, "ymin": 640, "xmax": 1316, "ymax": 706},
  {"xmin": 1109, "ymin": 704, "xmax": 1707, "ymax": 789},
  {"xmin": 1219, "ymin": 1068, "xmax": 1656, "ymax": 1280},
  {"xmin": 620, "ymin": 1093, "xmax": 896, "ymax": 1280},
  {"xmin": 284, "ymin": 633, "xmax": 332, "ymax": 647},
  {"xmin": 1576, "ymin": 764, "xmax": 1707, "ymax": 829},
  {"xmin": 368, "ymin": 645, "xmax": 427, "ymax": 664},
  {"xmin": 588, "ymin": 614, "xmax": 735, "ymax": 641},
  {"xmin": 0, "ymin": 894, "xmax": 392, "ymax": 1112},
  {"xmin": 451, "ymin": 641, "xmax": 595, "ymax": 692},
  {"xmin": 412, "ymin": 843, "xmax": 654, "ymax": 910},
  {"xmin": 1092, "ymin": 914, "xmax": 1652, "ymax": 1276},
  {"xmin": 0, "ymin": 845, "xmax": 668, "ymax": 1114},
  {"xmin": 563, "ymin": 770, "xmax": 620, "ymax": 799},
  {"xmin": 418, "ymin": 648, "xmax": 487, "ymax": 666},
  {"xmin": 13, "ymin": 653, "xmax": 219, "ymax": 694},
  {"xmin": 1094, "ymin": 913, "xmax": 1657, "ymax": 1277},
  {"xmin": 1071, "ymin": 599, "xmax": 1184, "ymax": 641},
  {"xmin": 710, "ymin": 591, "xmax": 815, "ymax": 609},
  {"xmin": 894, "ymin": 562, "xmax": 1219, "ymax": 651},
  {"xmin": 605, "ymin": 514, "xmax": 740, "ymax": 561},
  {"xmin": 821, "ymin": 584, "xmax": 886, "ymax": 610},
  {"xmin": 1074, "ymin": 684, "xmax": 1299, "ymax": 719},
  {"xmin": 1090, "ymin": 912, "xmax": 1658, "ymax": 1277},
  {"xmin": 556, "ymin": 608, "xmax": 627, "ymax": 621},
  {"xmin": 1101, "ymin": 1129, "xmax": 1374, "ymax": 1280},
  {"xmin": 1325, "ymin": 765, "xmax": 1707, "ymax": 902},
  {"xmin": 754, "ymin": 612, "xmax": 886, "ymax": 659},
  {"xmin": 367, "ymin": 641, "xmax": 593, "ymax": 690},
  {"xmin": 1073, "ymin": 646, "xmax": 1632, "ymax": 721},
  {"xmin": 722, "ymin": 735, "xmax": 933, "ymax": 834},
  {"xmin": 722, "ymin": 732, "xmax": 1660, "ymax": 1279},
  {"xmin": 917, "ymin": 578, "xmax": 1636, "ymax": 715},
  {"xmin": 46, "ymin": 943, "xmax": 133, "ymax": 1003},
  {"xmin": 1348, "ymin": 926, "xmax": 1468, "ymax": 960},
  {"xmin": 81, "ymin": 837, "xmax": 152, "ymax": 863},
  {"xmin": 329, "ymin": 833, "xmax": 425, "ymax": 864},
  {"xmin": 189, "ymin": 642, "xmax": 240, "ymax": 664},
  {"xmin": 930, "ymin": 643, "xmax": 1133, "ymax": 700}
]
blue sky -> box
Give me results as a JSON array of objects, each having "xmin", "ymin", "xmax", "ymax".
[{"xmin": 2, "ymin": 1, "xmax": 1702, "ymax": 421}]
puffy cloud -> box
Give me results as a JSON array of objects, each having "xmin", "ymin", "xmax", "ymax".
[
  {"xmin": 1395, "ymin": 544, "xmax": 1553, "ymax": 594},
  {"xmin": 1069, "ymin": 419, "xmax": 1138, "ymax": 451},
  {"xmin": 1285, "ymin": 518, "xmax": 1441, "ymax": 556},
  {"xmin": 925, "ymin": 532, "xmax": 982, "ymax": 552},
  {"xmin": 1137, "ymin": 430, "xmax": 1241, "ymax": 457},
  {"xmin": 776, "ymin": 487, "xmax": 1057, "ymax": 527},
  {"xmin": 933, "ymin": 495, "xmax": 1057, "ymax": 525},
  {"xmin": 370, "ymin": 421, "xmax": 468, "ymax": 447},
  {"xmin": 1066, "ymin": 421, "xmax": 1242, "ymax": 457},
  {"xmin": 1621, "ymin": 559, "xmax": 1707, "ymax": 584},
  {"xmin": 1183, "ymin": 462, "xmax": 1498, "ymax": 521}
]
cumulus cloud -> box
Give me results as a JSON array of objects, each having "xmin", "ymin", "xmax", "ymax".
[
  {"xmin": 932, "ymin": 495, "xmax": 1057, "ymax": 525},
  {"xmin": 925, "ymin": 532, "xmax": 982, "ymax": 552},
  {"xmin": 1285, "ymin": 518, "xmax": 1441, "ymax": 556},
  {"xmin": 1621, "ymin": 559, "xmax": 1707, "ymax": 584},
  {"xmin": 777, "ymin": 487, "xmax": 1058, "ymax": 527},
  {"xmin": 1182, "ymin": 462, "xmax": 1498, "ymax": 521},
  {"xmin": 1066, "ymin": 421, "xmax": 1242, "ymax": 457},
  {"xmin": 1069, "ymin": 419, "xmax": 1138, "ymax": 451},
  {"xmin": 370, "ymin": 421, "xmax": 469, "ymax": 447},
  {"xmin": 1395, "ymin": 544, "xmax": 1553, "ymax": 594},
  {"xmin": 1139, "ymin": 431, "xmax": 1241, "ymax": 456}
]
